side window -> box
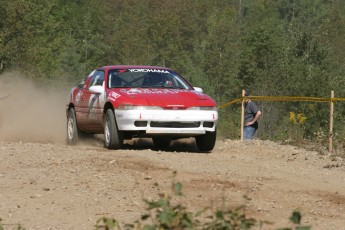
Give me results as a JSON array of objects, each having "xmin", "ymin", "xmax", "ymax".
[
  {"xmin": 78, "ymin": 69, "xmax": 96, "ymax": 89},
  {"xmin": 108, "ymin": 71, "xmax": 122, "ymax": 88},
  {"xmin": 88, "ymin": 70, "xmax": 105, "ymax": 89},
  {"xmin": 77, "ymin": 78, "xmax": 87, "ymax": 89}
]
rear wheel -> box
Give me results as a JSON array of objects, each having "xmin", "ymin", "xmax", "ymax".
[
  {"xmin": 152, "ymin": 136, "xmax": 171, "ymax": 149},
  {"xmin": 67, "ymin": 108, "xmax": 79, "ymax": 145},
  {"xmin": 104, "ymin": 109, "xmax": 123, "ymax": 149},
  {"xmin": 195, "ymin": 130, "xmax": 217, "ymax": 152}
]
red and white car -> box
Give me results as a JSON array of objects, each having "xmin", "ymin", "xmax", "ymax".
[{"xmin": 66, "ymin": 65, "xmax": 218, "ymax": 151}]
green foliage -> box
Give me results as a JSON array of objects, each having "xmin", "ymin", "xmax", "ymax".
[
  {"xmin": 202, "ymin": 206, "xmax": 257, "ymax": 230},
  {"xmin": 92, "ymin": 180, "xmax": 311, "ymax": 230},
  {"xmin": 276, "ymin": 211, "xmax": 311, "ymax": 230},
  {"xmin": 0, "ymin": 217, "xmax": 25, "ymax": 230},
  {"xmin": 95, "ymin": 217, "xmax": 120, "ymax": 230}
]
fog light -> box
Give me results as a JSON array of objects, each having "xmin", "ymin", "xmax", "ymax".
[
  {"xmin": 134, "ymin": 121, "xmax": 148, "ymax": 127},
  {"xmin": 203, "ymin": 122, "xmax": 214, "ymax": 128}
]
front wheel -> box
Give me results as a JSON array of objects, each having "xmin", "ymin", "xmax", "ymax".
[
  {"xmin": 104, "ymin": 109, "xmax": 123, "ymax": 149},
  {"xmin": 195, "ymin": 130, "xmax": 217, "ymax": 152},
  {"xmin": 67, "ymin": 108, "xmax": 79, "ymax": 145}
]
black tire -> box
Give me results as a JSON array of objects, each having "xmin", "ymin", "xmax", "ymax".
[
  {"xmin": 104, "ymin": 109, "xmax": 123, "ymax": 149},
  {"xmin": 66, "ymin": 108, "xmax": 79, "ymax": 145},
  {"xmin": 152, "ymin": 136, "xmax": 171, "ymax": 149},
  {"xmin": 195, "ymin": 130, "xmax": 217, "ymax": 152}
]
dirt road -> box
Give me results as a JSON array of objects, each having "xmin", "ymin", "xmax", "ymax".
[
  {"xmin": 0, "ymin": 74, "xmax": 344, "ymax": 229},
  {"xmin": 0, "ymin": 138, "xmax": 344, "ymax": 230}
]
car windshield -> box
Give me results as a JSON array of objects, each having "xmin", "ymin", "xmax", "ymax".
[{"xmin": 108, "ymin": 68, "xmax": 192, "ymax": 89}]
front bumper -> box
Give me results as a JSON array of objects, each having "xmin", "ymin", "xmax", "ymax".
[{"xmin": 115, "ymin": 109, "xmax": 218, "ymax": 135}]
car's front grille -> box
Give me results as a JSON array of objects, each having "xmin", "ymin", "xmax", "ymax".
[{"xmin": 150, "ymin": 121, "xmax": 201, "ymax": 128}]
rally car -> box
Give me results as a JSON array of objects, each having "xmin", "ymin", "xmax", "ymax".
[{"xmin": 66, "ymin": 65, "xmax": 218, "ymax": 151}]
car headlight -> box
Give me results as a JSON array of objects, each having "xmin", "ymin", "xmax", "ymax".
[
  {"xmin": 187, "ymin": 106, "xmax": 218, "ymax": 111},
  {"xmin": 117, "ymin": 105, "xmax": 163, "ymax": 110}
]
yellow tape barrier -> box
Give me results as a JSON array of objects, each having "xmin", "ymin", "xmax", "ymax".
[{"xmin": 218, "ymin": 96, "xmax": 345, "ymax": 109}]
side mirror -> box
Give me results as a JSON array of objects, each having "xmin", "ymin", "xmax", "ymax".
[
  {"xmin": 193, "ymin": 87, "xmax": 203, "ymax": 93},
  {"xmin": 89, "ymin": 85, "xmax": 104, "ymax": 94}
]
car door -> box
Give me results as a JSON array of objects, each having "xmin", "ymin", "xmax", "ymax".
[
  {"xmin": 73, "ymin": 75, "xmax": 90, "ymax": 131},
  {"xmin": 76, "ymin": 70, "xmax": 105, "ymax": 132}
]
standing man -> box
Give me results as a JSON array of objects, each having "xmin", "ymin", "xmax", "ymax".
[{"xmin": 243, "ymin": 90, "xmax": 262, "ymax": 140}]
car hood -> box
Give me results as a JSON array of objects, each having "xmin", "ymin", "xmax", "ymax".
[{"xmin": 108, "ymin": 88, "xmax": 216, "ymax": 108}]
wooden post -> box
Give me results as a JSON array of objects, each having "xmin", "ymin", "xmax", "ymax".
[
  {"xmin": 329, "ymin": 90, "xmax": 334, "ymax": 152},
  {"xmin": 241, "ymin": 89, "xmax": 245, "ymax": 141}
]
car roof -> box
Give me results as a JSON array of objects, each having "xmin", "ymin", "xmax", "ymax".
[{"xmin": 98, "ymin": 65, "xmax": 173, "ymax": 70}]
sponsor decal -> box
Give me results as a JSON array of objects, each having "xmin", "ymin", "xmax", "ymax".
[
  {"xmin": 167, "ymin": 105, "xmax": 184, "ymax": 110},
  {"xmin": 108, "ymin": 92, "xmax": 121, "ymax": 101},
  {"xmin": 128, "ymin": 69, "xmax": 170, "ymax": 74},
  {"xmin": 123, "ymin": 88, "xmax": 182, "ymax": 95}
]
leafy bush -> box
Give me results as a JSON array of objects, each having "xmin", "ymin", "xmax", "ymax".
[
  {"xmin": 94, "ymin": 179, "xmax": 311, "ymax": 230},
  {"xmin": 0, "ymin": 217, "xmax": 25, "ymax": 230}
]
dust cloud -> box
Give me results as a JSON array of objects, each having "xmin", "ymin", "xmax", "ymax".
[{"xmin": 0, "ymin": 72, "xmax": 69, "ymax": 143}]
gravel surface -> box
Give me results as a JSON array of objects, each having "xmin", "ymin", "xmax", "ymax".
[
  {"xmin": 0, "ymin": 138, "xmax": 344, "ymax": 230},
  {"xmin": 1, "ymin": 75, "xmax": 345, "ymax": 230}
]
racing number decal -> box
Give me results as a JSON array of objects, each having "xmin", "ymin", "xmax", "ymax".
[
  {"xmin": 88, "ymin": 94, "xmax": 98, "ymax": 120},
  {"xmin": 87, "ymin": 90, "xmax": 106, "ymax": 120}
]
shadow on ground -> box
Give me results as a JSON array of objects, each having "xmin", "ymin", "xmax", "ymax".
[{"xmin": 78, "ymin": 135, "xmax": 205, "ymax": 153}]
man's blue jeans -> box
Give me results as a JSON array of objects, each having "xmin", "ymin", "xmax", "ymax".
[{"xmin": 243, "ymin": 126, "xmax": 256, "ymax": 140}]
